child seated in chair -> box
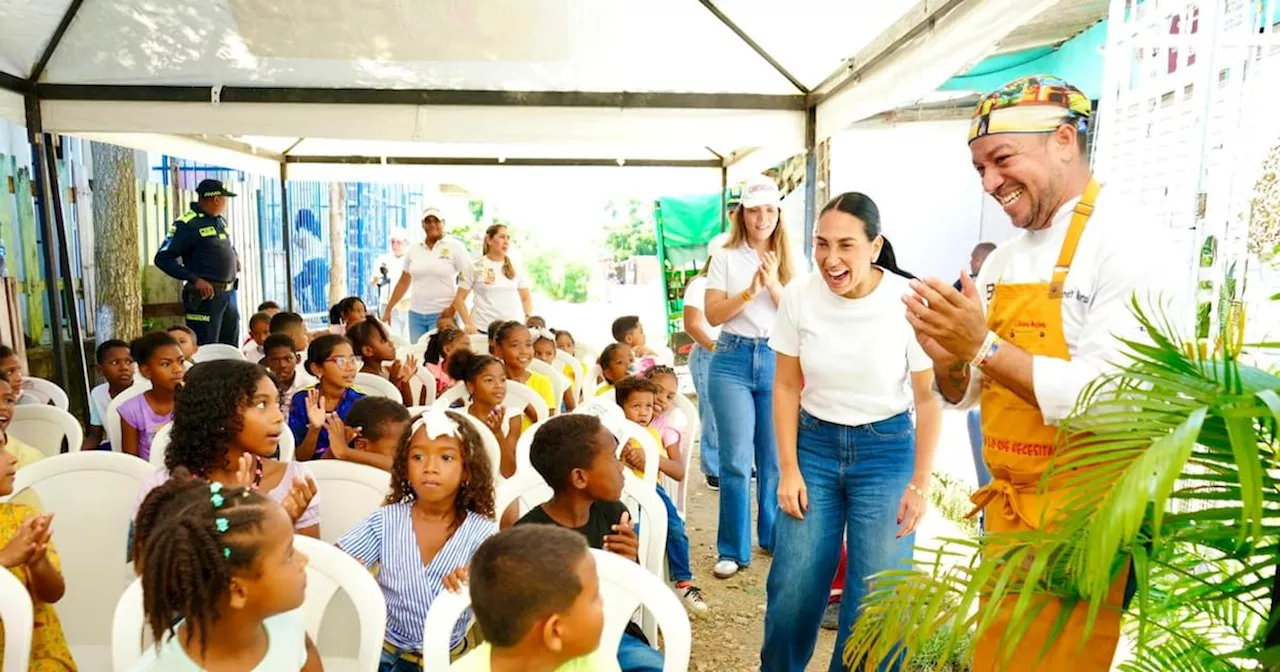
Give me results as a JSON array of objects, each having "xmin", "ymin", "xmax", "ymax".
[
  {"xmin": 264, "ymin": 334, "xmax": 316, "ymax": 417},
  {"xmin": 452, "ymin": 525, "xmax": 618, "ymax": 672},
  {"xmin": 349, "ymin": 317, "xmax": 419, "ymax": 406},
  {"xmin": 0, "ymin": 378, "xmax": 44, "ymax": 470},
  {"xmin": 614, "ymin": 376, "xmax": 707, "ymax": 615},
  {"xmin": 119, "ymin": 331, "xmax": 186, "ymax": 461},
  {"xmin": 0, "ymin": 345, "xmax": 52, "ymax": 406},
  {"xmin": 514, "ymin": 414, "xmax": 664, "ymax": 672},
  {"xmin": 85, "ymin": 339, "xmax": 136, "ymax": 451},
  {"xmin": 165, "ymin": 325, "xmax": 199, "ymax": 366},
  {"xmin": 610, "ymin": 316, "xmax": 656, "ymax": 374},
  {"xmin": 0, "ymin": 449, "xmax": 74, "ymax": 670},
  {"xmin": 594, "ymin": 344, "xmax": 633, "ymax": 399},
  {"xmin": 242, "ymin": 311, "xmax": 273, "ymax": 363},
  {"xmin": 324, "ymin": 396, "xmax": 412, "ymax": 472}
]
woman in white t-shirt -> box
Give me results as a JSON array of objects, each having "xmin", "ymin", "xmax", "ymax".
[
  {"xmin": 682, "ymin": 255, "xmax": 721, "ymax": 490},
  {"xmin": 760, "ymin": 192, "xmax": 941, "ymax": 672},
  {"xmin": 704, "ymin": 175, "xmax": 795, "ymax": 580},
  {"xmin": 455, "ymin": 224, "xmax": 532, "ymax": 333},
  {"xmin": 383, "ymin": 208, "xmax": 474, "ymax": 343}
]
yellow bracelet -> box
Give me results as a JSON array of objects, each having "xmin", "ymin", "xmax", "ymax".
[
  {"xmin": 740, "ymin": 289, "xmax": 756, "ymax": 302},
  {"xmin": 907, "ymin": 482, "xmax": 927, "ymax": 497}
]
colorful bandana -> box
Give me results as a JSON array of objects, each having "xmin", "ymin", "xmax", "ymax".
[{"xmin": 968, "ymin": 75, "xmax": 1092, "ymax": 144}]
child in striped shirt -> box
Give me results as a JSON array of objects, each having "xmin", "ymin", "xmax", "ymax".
[{"xmin": 339, "ymin": 408, "xmax": 498, "ymax": 671}]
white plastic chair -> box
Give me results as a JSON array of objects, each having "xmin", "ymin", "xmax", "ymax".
[
  {"xmin": 353, "ymin": 372, "xmax": 402, "ymax": 401},
  {"xmin": 497, "ymin": 469, "xmax": 667, "ymax": 594},
  {"xmin": 0, "ymin": 568, "xmax": 33, "ymax": 672},
  {"xmin": 409, "ymin": 367, "xmax": 437, "ymax": 406},
  {"xmin": 586, "ymin": 364, "xmax": 605, "ymax": 400},
  {"xmin": 433, "ymin": 380, "xmax": 549, "ymax": 424},
  {"xmin": 664, "ymin": 394, "xmax": 699, "ymax": 519},
  {"xmin": 295, "ymin": 534, "xmax": 388, "ymax": 672},
  {"xmin": 4, "ymin": 452, "xmax": 155, "ymax": 665},
  {"xmin": 421, "ymin": 549, "xmax": 688, "ymax": 671},
  {"xmin": 105, "ymin": 381, "xmax": 151, "ymax": 453},
  {"xmin": 191, "ymin": 343, "xmax": 246, "ymax": 363},
  {"xmin": 303, "ymin": 460, "xmax": 390, "ymax": 544},
  {"xmin": 23, "ymin": 376, "xmax": 69, "ymax": 410},
  {"xmin": 469, "ymin": 334, "xmax": 490, "ymax": 355},
  {"xmin": 111, "ymin": 577, "xmax": 146, "ymax": 671},
  {"xmin": 8, "ymin": 405, "xmax": 83, "ymax": 458},
  {"xmin": 528, "ymin": 359, "xmax": 569, "ymax": 411},
  {"xmin": 554, "ymin": 350, "xmax": 585, "ymax": 405}
]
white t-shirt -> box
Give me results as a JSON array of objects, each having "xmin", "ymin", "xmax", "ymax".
[
  {"xmin": 88, "ymin": 383, "xmax": 112, "ymax": 428},
  {"xmin": 946, "ymin": 185, "xmax": 1176, "ymax": 425},
  {"xmin": 681, "ymin": 276, "xmax": 720, "ymax": 343},
  {"xmin": 461, "ymin": 256, "xmax": 529, "ymax": 329},
  {"xmin": 771, "ymin": 271, "xmax": 931, "ymax": 427},
  {"xmin": 705, "ymin": 245, "xmax": 778, "ymax": 339},
  {"xmin": 284, "ymin": 369, "xmax": 318, "ymax": 399},
  {"xmin": 400, "ymin": 237, "xmax": 473, "ymax": 315},
  {"xmin": 241, "ymin": 341, "xmax": 266, "ymax": 364},
  {"xmin": 131, "ymin": 609, "xmax": 309, "ymax": 671}
]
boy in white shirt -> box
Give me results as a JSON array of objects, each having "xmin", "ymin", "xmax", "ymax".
[{"xmin": 84, "ymin": 339, "xmax": 137, "ymax": 451}]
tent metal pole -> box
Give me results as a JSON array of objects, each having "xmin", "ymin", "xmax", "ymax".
[
  {"xmin": 280, "ymin": 162, "xmax": 294, "ymax": 312},
  {"xmin": 24, "ymin": 95, "xmax": 70, "ymax": 390},
  {"xmin": 803, "ymin": 106, "xmax": 817, "ymax": 266},
  {"xmin": 42, "ymin": 132, "xmax": 92, "ymax": 420},
  {"xmin": 29, "ymin": 0, "xmax": 87, "ymax": 82},
  {"xmin": 0, "ymin": 72, "xmax": 31, "ymax": 95},
  {"xmin": 720, "ymin": 165, "xmax": 728, "ymax": 233},
  {"xmin": 284, "ymin": 156, "xmax": 721, "ymax": 168},
  {"xmin": 694, "ymin": 0, "xmax": 809, "ymax": 94},
  {"xmin": 35, "ymin": 85, "xmax": 806, "ymax": 111}
]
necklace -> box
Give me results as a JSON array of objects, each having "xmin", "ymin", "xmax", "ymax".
[{"xmin": 252, "ymin": 455, "xmax": 264, "ymax": 490}]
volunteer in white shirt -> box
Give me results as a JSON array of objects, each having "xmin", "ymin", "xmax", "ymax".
[
  {"xmin": 373, "ymin": 230, "xmax": 411, "ymax": 340},
  {"xmin": 456, "ymin": 224, "xmax": 533, "ymax": 333},
  {"xmin": 761, "ymin": 192, "xmax": 941, "ymax": 672},
  {"xmin": 681, "ymin": 240, "xmax": 723, "ymax": 490},
  {"xmin": 704, "ymin": 175, "xmax": 795, "ymax": 579},
  {"xmin": 383, "ymin": 208, "xmax": 474, "ymax": 343},
  {"xmin": 904, "ymin": 75, "xmax": 1161, "ymax": 671}
]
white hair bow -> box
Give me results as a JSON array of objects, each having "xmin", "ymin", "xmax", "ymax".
[
  {"xmin": 413, "ymin": 408, "xmax": 461, "ymax": 440},
  {"xmin": 532, "ymin": 327, "xmax": 557, "ymax": 343}
]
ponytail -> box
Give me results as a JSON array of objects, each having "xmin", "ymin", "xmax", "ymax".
[
  {"xmin": 820, "ymin": 191, "xmax": 915, "ymax": 280},
  {"xmin": 876, "ymin": 237, "xmax": 916, "ymax": 280}
]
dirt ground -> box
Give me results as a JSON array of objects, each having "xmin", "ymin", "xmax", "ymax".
[{"xmin": 682, "ymin": 453, "xmax": 837, "ymax": 672}]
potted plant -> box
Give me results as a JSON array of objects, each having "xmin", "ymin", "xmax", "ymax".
[{"xmin": 845, "ymin": 299, "xmax": 1280, "ymax": 670}]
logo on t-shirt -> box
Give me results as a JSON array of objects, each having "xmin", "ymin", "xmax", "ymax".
[{"xmin": 484, "ymin": 267, "xmax": 496, "ymax": 285}]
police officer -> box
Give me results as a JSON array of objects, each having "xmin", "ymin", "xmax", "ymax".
[{"xmin": 155, "ymin": 179, "xmax": 241, "ymax": 346}]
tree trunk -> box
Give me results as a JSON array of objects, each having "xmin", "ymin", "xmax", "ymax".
[
  {"xmin": 328, "ymin": 182, "xmax": 347, "ymax": 307},
  {"xmin": 91, "ymin": 142, "xmax": 142, "ymax": 342}
]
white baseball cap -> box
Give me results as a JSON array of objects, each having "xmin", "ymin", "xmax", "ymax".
[
  {"xmin": 390, "ymin": 229, "xmax": 409, "ymax": 242},
  {"xmin": 421, "ymin": 207, "xmax": 444, "ymax": 221},
  {"xmin": 740, "ymin": 175, "xmax": 781, "ymax": 209}
]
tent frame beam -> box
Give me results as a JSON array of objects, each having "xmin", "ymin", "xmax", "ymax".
[
  {"xmin": 0, "ymin": 72, "xmax": 32, "ymax": 95},
  {"xmin": 284, "ymin": 156, "xmax": 721, "ymax": 168},
  {"xmin": 695, "ymin": 0, "xmax": 809, "ymax": 94},
  {"xmin": 29, "ymin": 0, "xmax": 87, "ymax": 83},
  {"xmin": 808, "ymin": 0, "xmax": 972, "ymax": 107},
  {"xmin": 35, "ymin": 85, "xmax": 806, "ymax": 110}
]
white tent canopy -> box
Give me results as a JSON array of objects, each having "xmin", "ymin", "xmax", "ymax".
[{"xmin": 0, "ymin": 0, "xmax": 1107, "ymax": 171}]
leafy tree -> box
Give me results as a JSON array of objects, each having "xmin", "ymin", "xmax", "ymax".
[{"xmin": 604, "ymin": 198, "xmax": 657, "ymax": 261}]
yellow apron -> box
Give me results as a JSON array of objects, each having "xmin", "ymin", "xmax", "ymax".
[{"xmin": 970, "ymin": 179, "xmax": 1126, "ymax": 671}]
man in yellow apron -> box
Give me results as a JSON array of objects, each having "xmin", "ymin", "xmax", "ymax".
[{"xmin": 903, "ymin": 76, "xmax": 1159, "ymax": 670}]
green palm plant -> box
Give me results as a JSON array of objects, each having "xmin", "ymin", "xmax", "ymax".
[{"xmin": 844, "ymin": 299, "xmax": 1280, "ymax": 671}]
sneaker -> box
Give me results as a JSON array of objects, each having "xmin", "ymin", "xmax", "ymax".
[
  {"xmin": 705, "ymin": 475, "xmax": 720, "ymax": 491},
  {"xmin": 821, "ymin": 601, "xmax": 841, "ymax": 630},
  {"xmin": 713, "ymin": 560, "xmax": 740, "ymax": 579},
  {"xmin": 676, "ymin": 583, "xmax": 709, "ymax": 615}
]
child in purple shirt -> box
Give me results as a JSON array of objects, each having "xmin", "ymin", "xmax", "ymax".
[{"xmin": 118, "ymin": 332, "xmax": 185, "ymax": 460}]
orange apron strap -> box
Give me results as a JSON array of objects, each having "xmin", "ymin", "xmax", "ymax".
[{"xmin": 1048, "ymin": 178, "xmax": 1101, "ymax": 298}]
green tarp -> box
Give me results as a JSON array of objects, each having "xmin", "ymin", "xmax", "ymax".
[{"xmin": 656, "ymin": 192, "xmax": 728, "ymax": 268}]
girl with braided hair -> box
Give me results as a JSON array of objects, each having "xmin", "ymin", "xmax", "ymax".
[
  {"xmin": 130, "ymin": 360, "xmax": 321, "ymax": 547},
  {"xmin": 132, "ymin": 474, "xmax": 321, "ymax": 670},
  {"xmin": 338, "ymin": 409, "xmax": 497, "ymax": 671}
]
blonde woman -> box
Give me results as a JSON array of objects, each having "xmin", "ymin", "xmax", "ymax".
[
  {"xmin": 455, "ymin": 224, "xmax": 533, "ymax": 334},
  {"xmin": 704, "ymin": 175, "xmax": 795, "ymax": 579}
]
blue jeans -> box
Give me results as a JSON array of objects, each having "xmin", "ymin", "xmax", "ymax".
[
  {"xmin": 657, "ymin": 484, "xmax": 692, "ymax": 582},
  {"xmin": 377, "ymin": 648, "xmax": 418, "ymax": 672},
  {"xmin": 408, "ymin": 310, "xmax": 441, "ymax": 343},
  {"xmin": 709, "ymin": 332, "xmax": 778, "ymax": 566},
  {"xmin": 688, "ymin": 344, "xmax": 720, "ymax": 478},
  {"xmin": 762, "ymin": 411, "xmax": 916, "ymax": 672},
  {"xmin": 617, "ymin": 632, "xmax": 664, "ymax": 672}
]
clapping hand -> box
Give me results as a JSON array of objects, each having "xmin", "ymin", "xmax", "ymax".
[
  {"xmin": 604, "ymin": 511, "xmax": 639, "ymax": 563},
  {"xmin": 443, "ymin": 565, "xmax": 469, "ymax": 593},
  {"xmin": 325, "ymin": 414, "xmax": 357, "ymax": 459},
  {"xmin": 0, "ymin": 513, "xmax": 54, "ymax": 568},
  {"xmin": 305, "ymin": 390, "xmax": 327, "ymax": 430},
  {"xmin": 282, "ymin": 476, "xmax": 318, "ymax": 523}
]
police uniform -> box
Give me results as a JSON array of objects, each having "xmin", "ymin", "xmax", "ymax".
[{"xmin": 154, "ymin": 179, "xmax": 240, "ymax": 346}]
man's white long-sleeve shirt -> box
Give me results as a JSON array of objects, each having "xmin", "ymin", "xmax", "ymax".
[{"xmin": 945, "ymin": 184, "xmax": 1177, "ymax": 425}]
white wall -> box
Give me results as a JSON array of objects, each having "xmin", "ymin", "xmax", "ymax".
[{"xmin": 828, "ymin": 119, "xmax": 1015, "ymax": 281}]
